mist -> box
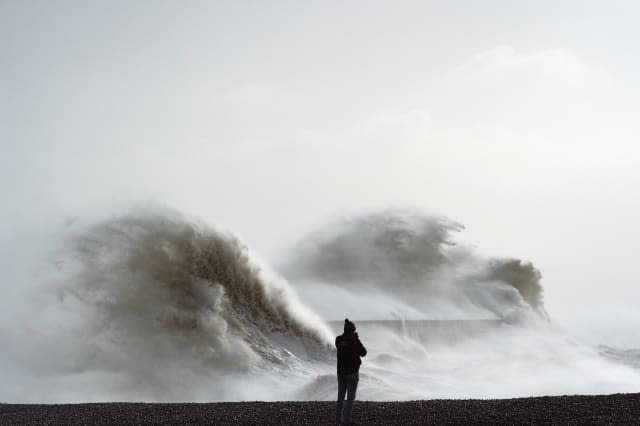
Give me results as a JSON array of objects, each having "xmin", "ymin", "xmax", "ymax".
[{"xmin": 1, "ymin": 207, "xmax": 640, "ymax": 403}]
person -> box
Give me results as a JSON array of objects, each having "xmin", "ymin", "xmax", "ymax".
[{"xmin": 335, "ymin": 318, "xmax": 367, "ymax": 425}]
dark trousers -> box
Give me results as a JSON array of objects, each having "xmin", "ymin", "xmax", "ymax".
[{"xmin": 336, "ymin": 371, "xmax": 359, "ymax": 424}]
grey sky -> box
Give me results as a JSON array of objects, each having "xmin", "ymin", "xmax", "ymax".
[{"xmin": 2, "ymin": 1, "xmax": 640, "ymax": 318}]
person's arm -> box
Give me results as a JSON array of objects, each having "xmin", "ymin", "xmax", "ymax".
[
  {"xmin": 359, "ymin": 341, "xmax": 367, "ymax": 357},
  {"xmin": 354, "ymin": 333, "xmax": 367, "ymax": 357}
]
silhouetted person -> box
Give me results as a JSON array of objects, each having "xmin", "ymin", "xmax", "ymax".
[{"xmin": 336, "ymin": 318, "xmax": 367, "ymax": 425}]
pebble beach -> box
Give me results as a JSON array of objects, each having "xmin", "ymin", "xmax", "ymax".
[{"xmin": 2, "ymin": 393, "xmax": 640, "ymax": 425}]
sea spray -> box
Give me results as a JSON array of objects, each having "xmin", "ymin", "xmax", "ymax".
[
  {"xmin": 3, "ymin": 210, "xmax": 332, "ymax": 401},
  {"xmin": 281, "ymin": 209, "xmax": 547, "ymax": 321},
  {"xmin": 2, "ymin": 207, "xmax": 640, "ymax": 403}
]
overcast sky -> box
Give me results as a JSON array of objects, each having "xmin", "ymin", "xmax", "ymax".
[{"xmin": 2, "ymin": 1, "xmax": 640, "ymax": 318}]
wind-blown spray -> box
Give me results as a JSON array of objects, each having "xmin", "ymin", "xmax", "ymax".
[{"xmin": 1, "ymin": 208, "xmax": 639, "ymax": 403}]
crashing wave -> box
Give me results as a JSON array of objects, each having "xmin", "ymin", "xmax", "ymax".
[
  {"xmin": 281, "ymin": 209, "xmax": 546, "ymax": 320},
  {"xmin": 50, "ymin": 210, "xmax": 331, "ymax": 398}
]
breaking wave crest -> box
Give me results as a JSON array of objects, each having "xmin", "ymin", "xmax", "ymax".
[
  {"xmin": 45, "ymin": 211, "xmax": 331, "ymax": 400},
  {"xmin": 281, "ymin": 210, "xmax": 546, "ymax": 320}
]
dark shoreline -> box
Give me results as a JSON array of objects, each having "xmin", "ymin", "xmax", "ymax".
[{"xmin": 2, "ymin": 393, "xmax": 640, "ymax": 425}]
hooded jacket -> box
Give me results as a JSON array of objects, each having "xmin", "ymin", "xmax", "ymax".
[{"xmin": 335, "ymin": 319, "xmax": 367, "ymax": 375}]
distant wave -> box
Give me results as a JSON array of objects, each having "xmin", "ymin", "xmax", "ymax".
[{"xmin": 599, "ymin": 345, "xmax": 640, "ymax": 369}]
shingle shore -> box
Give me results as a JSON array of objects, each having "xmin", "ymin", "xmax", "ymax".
[{"xmin": 2, "ymin": 393, "xmax": 639, "ymax": 425}]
